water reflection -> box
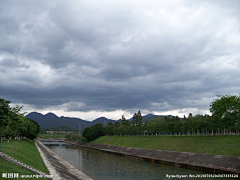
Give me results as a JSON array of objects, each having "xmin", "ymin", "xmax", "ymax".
[{"xmin": 48, "ymin": 146, "xmax": 227, "ymax": 180}]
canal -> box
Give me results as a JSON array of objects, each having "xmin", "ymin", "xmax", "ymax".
[{"xmin": 46, "ymin": 144, "xmax": 227, "ymax": 180}]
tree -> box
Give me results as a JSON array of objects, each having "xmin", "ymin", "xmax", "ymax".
[
  {"xmin": 194, "ymin": 114, "xmax": 208, "ymax": 136},
  {"xmin": 7, "ymin": 104, "xmax": 26, "ymax": 138},
  {"xmin": 174, "ymin": 120, "xmax": 183, "ymax": 136},
  {"xmin": 137, "ymin": 110, "xmax": 142, "ymax": 124},
  {"xmin": 0, "ymin": 99, "xmax": 11, "ymax": 130},
  {"xmin": 107, "ymin": 122, "xmax": 113, "ymax": 126},
  {"xmin": 0, "ymin": 99, "xmax": 41, "ymax": 140},
  {"xmin": 133, "ymin": 110, "xmax": 142, "ymax": 126},
  {"xmin": 114, "ymin": 121, "xmax": 120, "ymax": 127},
  {"xmin": 151, "ymin": 116, "xmax": 165, "ymax": 123},
  {"xmin": 121, "ymin": 115, "xmax": 129, "ymax": 126},
  {"xmin": 0, "ymin": 99, "xmax": 12, "ymax": 142},
  {"xmin": 26, "ymin": 118, "xmax": 41, "ymax": 139},
  {"xmin": 210, "ymin": 94, "xmax": 240, "ymax": 135},
  {"xmin": 186, "ymin": 114, "xmax": 194, "ymax": 135},
  {"xmin": 133, "ymin": 113, "xmax": 137, "ymax": 123},
  {"xmin": 82, "ymin": 123, "xmax": 104, "ymax": 142}
]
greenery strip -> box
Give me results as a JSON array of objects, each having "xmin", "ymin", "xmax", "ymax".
[{"xmin": 0, "ymin": 152, "xmax": 51, "ymax": 178}]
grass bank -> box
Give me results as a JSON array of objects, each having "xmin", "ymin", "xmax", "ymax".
[
  {"xmin": 91, "ymin": 135, "xmax": 240, "ymax": 157},
  {"xmin": 0, "ymin": 139, "xmax": 49, "ymax": 179}
]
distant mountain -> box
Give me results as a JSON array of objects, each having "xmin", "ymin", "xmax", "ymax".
[
  {"xmin": 127, "ymin": 113, "xmax": 166, "ymax": 123},
  {"xmin": 91, "ymin": 117, "xmax": 115, "ymax": 125},
  {"xmin": 144, "ymin": 113, "xmax": 155, "ymax": 117},
  {"xmin": 142, "ymin": 114, "xmax": 174, "ymax": 123},
  {"xmin": 122, "ymin": 113, "xmax": 170, "ymax": 123},
  {"xmin": 26, "ymin": 112, "xmax": 115, "ymax": 130},
  {"xmin": 26, "ymin": 112, "xmax": 176, "ymax": 130},
  {"xmin": 26, "ymin": 112, "xmax": 91, "ymax": 130}
]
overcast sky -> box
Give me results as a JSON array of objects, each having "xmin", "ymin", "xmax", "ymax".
[{"xmin": 1, "ymin": 0, "xmax": 240, "ymax": 121}]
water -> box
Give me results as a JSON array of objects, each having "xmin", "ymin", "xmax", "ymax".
[{"xmin": 48, "ymin": 146, "xmax": 230, "ymax": 180}]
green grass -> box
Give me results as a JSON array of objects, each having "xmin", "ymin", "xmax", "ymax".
[
  {"xmin": 0, "ymin": 158, "xmax": 49, "ymax": 179},
  {"xmin": 0, "ymin": 139, "xmax": 49, "ymax": 175},
  {"xmin": 91, "ymin": 135, "xmax": 240, "ymax": 157}
]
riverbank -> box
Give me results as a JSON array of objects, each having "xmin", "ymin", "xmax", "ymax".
[
  {"xmin": 0, "ymin": 139, "xmax": 50, "ymax": 180},
  {"xmin": 36, "ymin": 139, "xmax": 93, "ymax": 180},
  {"xmin": 91, "ymin": 135, "xmax": 240, "ymax": 157},
  {"xmin": 64, "ymin": 139, "xmax": 240, "ymax": 178}
]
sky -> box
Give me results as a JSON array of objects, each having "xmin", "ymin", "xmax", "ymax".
[{"xmin": 1, "ymin": 0, "xmax": 240, "ymax": 121}]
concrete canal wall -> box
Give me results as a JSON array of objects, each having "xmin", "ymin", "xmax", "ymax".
[
  {"xmin": 64, "ymin": 140, "xmax": 240, "ymax": 178},
  {"xmin": 36, "ymin": 140, "xmax": 93, "ymax": 180}
]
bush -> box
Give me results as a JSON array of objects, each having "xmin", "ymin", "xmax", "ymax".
[
  {"xmin": 82, "ymin": 123, "xmax": 103, "ymax": 142},
  {"xmin": 65, "ymin": 132, "xmax": 80, "ymax": 141}
]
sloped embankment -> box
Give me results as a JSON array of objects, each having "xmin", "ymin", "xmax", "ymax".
[
  {"xmin": 64, "ymin": 140, "xmax": 240, "ymax": 178},
  {"xmin": 36, "ymin": 140, "xmax": 93, "ymax": 180}
]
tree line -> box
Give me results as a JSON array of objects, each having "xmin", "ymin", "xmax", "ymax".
[
  {"xmin": 0, "ymin": 98, "xmax": 40, "ymax": 140},
  {"xmin": 82, "ymin": 94, "xmax": 240, "ymax": 142},
  {"xmin": 41, "ymin": 125, "xmax": 79, "ymax": 133}
]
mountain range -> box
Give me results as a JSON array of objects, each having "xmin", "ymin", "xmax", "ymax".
[{"xmin": 26, "ymin": 112, "xmax": 173, "ymax": 130}]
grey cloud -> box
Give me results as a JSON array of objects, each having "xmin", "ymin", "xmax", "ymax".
[
  {"xmin": 0, "ymin": 0, "xmax": 240, "ymax": 117},
  {"xmin": 0, "ymin": 57, "xmax": 29, "ymax": 69},
  {"xmin": 0, "ymin": 17, "xmax": 19, "ymax": 35}
]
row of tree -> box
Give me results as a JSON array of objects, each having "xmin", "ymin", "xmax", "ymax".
[
  {"xmin": 0, "ymin": 98, "xmax": 40, "ymax": 140},
  {"xmin": 41, "ymin": 125, "xmax": 79, "ymax": 133},
  {"xmin": 104, "ymin": 113, "xmax": 222, "ymax": 137},
  {"xmin": 82, "ymin": 94, "xmax": 240, "ymax": 141}
]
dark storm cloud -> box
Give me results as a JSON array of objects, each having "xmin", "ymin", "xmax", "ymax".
[{"xmin": 1, "ymin": 0, "xmax": 240, "ymax": 118}]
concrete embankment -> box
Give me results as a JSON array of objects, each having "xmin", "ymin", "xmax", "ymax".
[
  {"xmin": 36, "ymin": 140, "xmax": 93, "ymax": 180},
  {"xmin": 64, "ymin": 140, "xmax": 240, "ymax": 178}
]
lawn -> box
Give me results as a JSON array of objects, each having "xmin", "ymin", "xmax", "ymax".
[
  {"xmin": 0, "ymin": 139, "xmax": 49, "ymax": 175},
  {"xmin": 91, "ymin": 135, "xmax": 240, "ymax": 157},
  {"xmin": 0, "ymin": 157, "xmax": 50, "ymax": 179}
]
